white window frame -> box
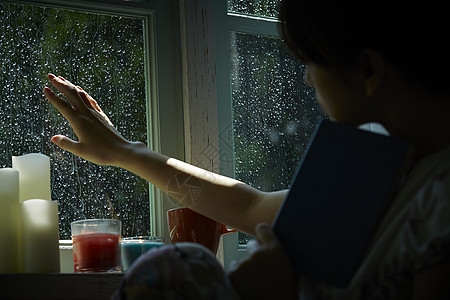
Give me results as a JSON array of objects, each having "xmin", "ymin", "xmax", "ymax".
[
  {"xmin": 212, "ymin": 0, "xmax": 283, "ymax": 270},
  {"xmin": 178, "ymin": 0, "xmax": 285, "ymax": 270}
]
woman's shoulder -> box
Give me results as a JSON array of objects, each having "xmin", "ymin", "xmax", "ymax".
[
  {"xmin": 380, "ymin": 144, "xmax": 450, "ymax": 259},
  {"xmin": 304, "ymin": 146, "xmax": 450, "ymax": 300},
  {"xmin": 354, "ymin": 145, "xmax": 450, "ymax": 298},
  {"xmin": 403, "ymin": 146, "xmax": 450, "ymax": 269}
]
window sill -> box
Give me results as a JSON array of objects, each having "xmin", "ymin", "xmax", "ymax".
[{"xmin": 0, "ymin": 273, "xmax": 123, "ymax": 300}]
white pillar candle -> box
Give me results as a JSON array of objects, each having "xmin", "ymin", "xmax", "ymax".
[
  {"xmin": 12, "ymin": 153, "xmax": 51, "ymax": 202},
  {"xmin": 21, "ymin": 199, "xmax": 60, "ymax": 273},
  {"xmin": 0, "ymin": 168, "xmax": 21, "ymax": 273}
]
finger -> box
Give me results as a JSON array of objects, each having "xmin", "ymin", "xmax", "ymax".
[
  {"xmin": 76, "ymin": 87, "xmax": 106, "ymax": 117},
  {"xmin": 48, "ymin": 74, "xmax": 87, "ymax": 112},
  {"xmin": 58, "ymin": 76, "xmax": 77, "ymax": 89},
  {"xmin": 51, "ymin": 135, "xmax": 81, "ymax": 154},
  {"xmin": 245, "ymin": 239, "xmax": 260, "ymax": 256},
  {"xmin": 77, "ymin": 87, "xmax": 103, "ymax": 113},
  {"xmin": 255, "ymin": 222, "xmax": 277, "ymax": 245},
  {"xmin": 81, "ymin": 94, "xmax": 114, "ymax": 127},
  {"xmin": 88, "ymin": 96, "xmax": 102, "ymax": 113},
  {"xmin": 76, "ymin": 86, "xmax": 95, "ymax": 110},
  {"xmin": 44, "ymin": 87, "xmax": 78, "ymax": 121}
]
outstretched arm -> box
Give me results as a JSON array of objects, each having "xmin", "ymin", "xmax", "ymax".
[{"xmin": 43, "ymin": 74, "xmax": 286, "ymax": 234}]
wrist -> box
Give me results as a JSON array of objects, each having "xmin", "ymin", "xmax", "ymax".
[{"xmin": 114, "ymin": 140, "xmax": 148, "ymax": 169}]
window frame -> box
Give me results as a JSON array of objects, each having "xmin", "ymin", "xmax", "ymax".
[
  {"xmin": 212, "ymin": 0, "xmax": 284, "ymax": 270},
  {"xmin": 3, "ymin": 0, "xmax": 184, "ymax": 260},
  {"xmin": 215, "ymin": 4, "xmax": 280, "ymax": 179}
]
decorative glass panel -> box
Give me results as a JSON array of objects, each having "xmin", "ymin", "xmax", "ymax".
[
  {"xmin": 230, "ymin": 31, "xmax": 327, "ymax": 244},
  {"xmin": 0, "ymin": 2, "xmax": 150, "ymax": 239}
]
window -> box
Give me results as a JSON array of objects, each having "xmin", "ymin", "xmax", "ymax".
[
  {"xmin": 217, "ymin": 0, "xmax": 326, "ymax": 238},
  {"xmin": 212, "ymin": 0, "xmax": 326, "ymax": 267},
  {"xmin": 231, "ymin": 32, "xmax": 324, "ymax": 198},
  {"xmin": 0, "ymin": 0, "xmax": 183, "ymax": 240},
  {"xmin": 214, "ymin": 1, "xmax": 389, "ymax": 268},
  {"xmin": 227, "ymin": 0, "xmax": 279, "ymax": 18}
]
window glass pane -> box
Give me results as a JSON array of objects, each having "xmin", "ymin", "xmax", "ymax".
[
  {"xmin": 227, "ymin": 0, "xmax": 279, "ymax": 18},
  {"xmin": 230, "ymin": 32, "xmax": 327, "ymax": 244},
  {"xmin": 0, "ymin": 2, "xmax": 150, "ymax": 239}
]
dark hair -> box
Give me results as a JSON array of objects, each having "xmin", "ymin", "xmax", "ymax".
[{"xmin": 279, "ymin": 0, "xmax": 450, "ymax": 92}]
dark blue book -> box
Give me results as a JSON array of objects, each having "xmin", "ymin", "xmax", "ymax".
[{"xmin": 272, "ymin": 120, "xmax": 413, "ymax": 288}]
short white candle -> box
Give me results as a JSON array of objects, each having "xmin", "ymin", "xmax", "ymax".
[
  {"xmin": 21, "ymin": 199, "xmax": 60, "ymax": 273},
  {"xmin": 12, "ymin": 153, "xmax": 51, "ymax": 202},
  {"xmin": 0, "ymin": 168, "xmax": 21, "ymax": 273}
]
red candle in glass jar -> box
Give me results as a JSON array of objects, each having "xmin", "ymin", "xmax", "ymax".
[
  {"xmin": 73, "ymin": 232, "xmax": 121, "ymax": 273},
  {"xmin": 71, "ymin": 219, "xmax": 122, "ymax": 273}
]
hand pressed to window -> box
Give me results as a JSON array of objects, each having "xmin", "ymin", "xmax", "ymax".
[{"xmin": 44, "ymin": 74, "xmax": 137, "ymax": 166}]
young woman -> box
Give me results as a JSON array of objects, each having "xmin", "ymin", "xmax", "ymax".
[
  {"xmin": 227, "ymin": 0, "xmax": 450, "ymax": 298},
  {"xmin": 44, "ymin": 0, "xmax": 450, "ymax": 298}
]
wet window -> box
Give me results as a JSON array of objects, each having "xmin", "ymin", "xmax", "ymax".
[
  {"xmin": 0, "ymin": 2, "xmax": 151, "ymax": 239},
  {"xmin": 230, "ymin": 32, "xmax": 327, "ymax": 244},
  {"xmin": 227, "ymin": 0, "xmax": 279, "ymax": 18}
]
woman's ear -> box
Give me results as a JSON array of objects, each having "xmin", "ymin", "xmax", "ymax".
[{"xmin": 359, "ymin": 49, "xmax": 385, "ymax": 97}]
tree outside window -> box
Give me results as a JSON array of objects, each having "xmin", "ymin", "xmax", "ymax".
[{"xmin": 0, "ymin": 2, "xmax": 151, "ymax": 239}]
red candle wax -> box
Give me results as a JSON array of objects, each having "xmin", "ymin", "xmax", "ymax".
[{"xmin": 73, "ymin": 232, "xmax": 121, "ymax": 273}]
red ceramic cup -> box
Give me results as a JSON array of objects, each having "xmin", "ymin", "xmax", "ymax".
[{"xmin": 167, "ymin": 208, "xmax": 236, "ymax": 254}]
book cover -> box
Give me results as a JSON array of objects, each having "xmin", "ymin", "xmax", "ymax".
[{"xmin": 272, "ymin": 120, "xmax": 412, "ymax": 288}]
